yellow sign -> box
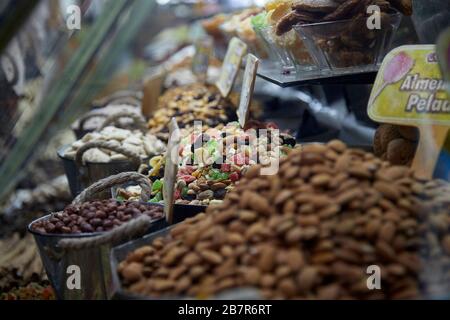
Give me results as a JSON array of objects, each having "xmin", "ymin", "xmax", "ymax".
[
  {"xmin": 368, "ymin": 45, "xmax": 450, "ymax": 180},
  {"xmin": 216, "ymin": 37, "xmax": 248, "ymax": 98},
  {"xmin": 369, "ymin": 45, "xmax": 449, "ymax": 126}
]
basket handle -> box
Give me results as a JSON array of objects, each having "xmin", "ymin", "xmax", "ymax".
[
  {"xmin": 99, "ymin": 110, "xmax": 147, "ymax": 133},
  {"xmin": 73, "ymin": 171, "xmax": 151, "ymax": 204},
  {"xmin": 75, "ymin": 140, "xmax": 142, "ymax": 168},
  {"xmin": 77, "ymin": 111, "xmax": 108, "ymax": 132},
  {"xmin": 92, "ymin": 90, "xmax": 142, "ymax": 108},
  {"xmin": 57, "ymin": 215, "xmax": 152, "ymax": 250}
]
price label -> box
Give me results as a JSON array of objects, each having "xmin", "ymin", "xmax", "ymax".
[
  {"xmin": 163, "ymin": 118, "xmax": 181, "ymax": 224},
  {"xmin": 192, "ymin": 36, "xmax": 213, "ymax": 83},
  {"xmin": 142, "ymin": 65, "xmax": 167, "ymax": 117},
  {"xmin": 436, "ymin": 26, "xmax": 450, "ymax": 95},
  {"xmin": 216, "ymin": 37, "xmax": 248, "ymax": 98},
  {"xmin": 237, "ymin": 54, "xmax": 259, "ymax": 128},
  {"xmin": 368, "ymin": 45, "xmax": 449, "ymax": 179}
]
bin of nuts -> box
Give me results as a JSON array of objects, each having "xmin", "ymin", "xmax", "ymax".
[
  {"xmin": 148, "ymin": 83, "xmax": 237, "ymax": 142},
  {"xmin": 59, "ymin": 126, "xmax": 165, "ymax": 197},
  {"xmin": 115, "ymin": 141, "xmax": 450, "ymax": 299},
  {"xmin": 28, "ymin": 172, "xmax": 165, "ymax": 300},
  {"xmin": 71, "ymin": 104, "xmax": 144, "ymax": 139},
  {"xmin": 117, "ymin": 121, "xmax": 297, "ymax": 206}
]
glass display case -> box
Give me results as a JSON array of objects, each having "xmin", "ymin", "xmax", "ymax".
[{"xmin": 0, "ymin": 0, "xmax": 449, "ymax": 302}]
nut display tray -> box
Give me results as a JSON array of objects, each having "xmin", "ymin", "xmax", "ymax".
[
  {"xmin": 254, "ymin": 11, "xmax": 401, "ymax": 87},
  {"xmin": 257, "ymin": 60, "xmax": 377, "ymax": 87},
  {"xmin": 294, "ymin": 11, "xmax": 402, "ymax": 73},
  {"xmin": 110, "ymin": 226, "xmax": 261, "ymax": 300}
]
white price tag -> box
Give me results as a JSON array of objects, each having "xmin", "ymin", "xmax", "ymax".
[
  {"xmin": 163, "ymin": 118, "xmax": 181, "ymax": 224},
  {"xmin": 237, "ymin": 54, "xmax": 259, "ymax": 128},
  {"xmin": 216, "ymin": 37, "xmax": 247, "ymax": 98},
  {"xmin": 192, "ymin": 36, "xmax": 213, "ymax": 82},
  {"xmin": 142, "ymin": 66, "xmax": 167, "ymax": 117}
]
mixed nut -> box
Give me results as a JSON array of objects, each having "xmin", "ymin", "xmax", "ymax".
[
  {"xmin": 118, "ymin": 140, "xmax": 450, "ymax": 299},
  {"xmin": 31, "ymin": 199, "xmax": 164, "ymax": 235},
  {"xmin": 148, "ymin": 84, "xmax": 237, "ymax": 142},
  {"xmin": 118, "ymin": 121, "xmax": 296, "ymax": 205}
]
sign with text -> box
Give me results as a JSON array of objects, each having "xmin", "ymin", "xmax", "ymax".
[
  {"xmin": 368, "ymin": 45, "xmax": 449, "ymax": 125},
  {"xmin": 368, "ymin": 45, "xmax": 449, "ymax": 179},
  {"xmin": 163, "ymin": 118, "xmax": 181, "ymax": 224},
  {"xmin": 192, "ymin": 36, "xmax": 213, "ymax": 82},
  {"xmin": 237, "ymin": 54, "xmax": 259, "ymax": 128},
  {"xmin": 216, "ymin": 37, "xmax": 247, "ymax": 98}
]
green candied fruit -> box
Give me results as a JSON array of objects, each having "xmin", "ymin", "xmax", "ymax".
[
  {"xmin": 217, "ymin": 172, "xmax": 230, "ymax": 181},
  {"xmin": 149, "ymin": 192, "xmax": 163, "ymax": 203},
  {"xmin": 116, "ymin": 195, "xmax": 125, "ymax": 202},
  {"xmin": 207, "ymin": 168, "xmax": 230, "ymax": 181},
  {"xmin": 206, "ymin": 139, "xmax": 219, "ymax": 155},
  {"xmin": 251, "ymin": 12, "xmax": 268, "ymax": 31},
  {"xmin": 152, "ymin": 179, "xmax": 163, "ymax": 192},
  {"xmin": 181, "ymin": 186, "xmax": 189, "ymax": 197}
]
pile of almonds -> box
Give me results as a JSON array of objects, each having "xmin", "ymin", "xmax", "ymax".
[
  {"xmin": 118, "ymin": 141, "xmax": 450, "ymax": 299},
  {"xmin": 32, "ymin": 200, "xmax": 164, "ymax": 235}
]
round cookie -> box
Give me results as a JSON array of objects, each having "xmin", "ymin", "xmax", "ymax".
[
  {"xmin": 386, "ymin": 138, "xmax": 416, "ymax": 166},
  {"xmin": 373, "ymin": 124, "xmax": 402, "ymax": 157},
  {"xmin": 292, "ymin": 0, "xmax": 340, "ymax": 13},
  {"xmin": 397, "ymin": 125, "xmax": 419, "ymax": 142}
]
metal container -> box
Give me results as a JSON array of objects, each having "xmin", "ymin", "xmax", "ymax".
[
  {"xmin": 28, "ymin": 172, "xmax": 160, "ymax": 300},
  {"xmin": 173, "ymin": 203, "xmax": 207, "ymax": 217},
  {"xmin": 58, "ymin": 142, "xmax": 144, "ymax": 198},
  {"xmin": 110, "ymin": 227, "xmax": 183, "ymax": 299},
  {"xmin": 110, "ymin": 227, "xmax": 261, "ymax": 300},
  {"xmin": 57, "ymin": 145, "xmax": 82, "ymax": 198},
  {"xmin": 28, "ymin": 214, "xmax": 164, "ymax": 300},
  {"xmin": 72, "ymin": 90, "xmax": 143, "ymax": 139}
]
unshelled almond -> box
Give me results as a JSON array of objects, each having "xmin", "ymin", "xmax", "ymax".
[
  {"xmin": 275, "ymin": 190, "xmax": 293, "ymax": 205},
  {"xmin": 199, "ymin": 250, "xmax": 223, "ymax": 265},
  {"xmin": 327, "ymin": 140, "xmax": 347, "ymax": 153},
  {"xmin": 378, "ymin": 222, "xmax": 396, "ymax": 242},
  {"xmin": 182, "ymin": 252, "xmax": 201, "ymax": 266},
  {"xmin": 374, "ymin": 181, "xmax": 401, "ymax": 200},
  {"xmin": 311, "ymin": 174, "xmax": 331, "ymax": 187},
  {"xmin": 121, "ymin": 262, "xmax": 142, "ymax": 283},
  {"xmin": 297, "ymin": 266, "xmax": 318, "ymax": 293},
  {"xmin": 258, "ymin": 245, "xmax": 276, "ymax": 272}
]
